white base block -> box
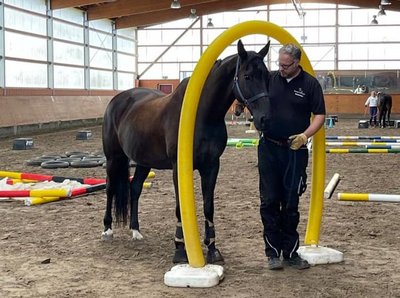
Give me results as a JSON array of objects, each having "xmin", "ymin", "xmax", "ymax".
[
  {"xmin": 245, "ymin": 130, "xmax": 257, "ymax": 134},
  {"xmin": 164, "ymin": 264, "xmax": 224, "ymax": 288},
  {"xmin": 297, "ymin": 245, "xmax": 344, "ymax": 265}
]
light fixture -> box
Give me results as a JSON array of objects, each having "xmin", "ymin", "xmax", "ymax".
[
  {"xmin": 207, "ymin": 18, "xmax": 214, "ymax": 28},
  {"xmin": 170, "ymin": 0, "xmax": 181, "ymax": 9},
  {"xmin": 189, "ymin": 8, "xmax": 197, "ymax": 19},
  {"xmin": 380, "ymin": 0, "xmax": 391, "ymax": 5},
  {"xmin": 370, "ymin": 15, "xmax": 378, "ymax": 25},
  {"xmin": 378, "ymin": 5, "xmax": 386, "ymax": 16}
]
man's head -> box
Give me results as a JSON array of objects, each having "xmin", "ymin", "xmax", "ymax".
[{"xmin": 277, "ymin": 43, "xmax": 301, "ymax": 78}]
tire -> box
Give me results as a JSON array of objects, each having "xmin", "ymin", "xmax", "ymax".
[
  {"xmin": 56, "ymin": 157, "xmax": 82, "ymax": 165},
  {"xmin": 65, "ymin": 151, "xmax": 89, "ymax": 157},
  {"xmin": 41, "ymin": 154, "xmax": 66, "ymax": 159},
  {"xmin": 70, "ymin": 160, "xmax": 99, "ymax": 168},
  {"xmin": 26, "ymin": 157, "xmax": 56, "ymax": 166},
  {"xmin": 82, "ymin": 157, "xmax": 106, "ymax": 165},
  {"xmin": 69, "ymin": 154, "xmax": 90, "ymax": 159},
  {"xmin": 41, "ymin": 160, "xmax": 70, "ymax": 169}
]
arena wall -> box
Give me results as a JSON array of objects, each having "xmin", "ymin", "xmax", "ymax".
[
  {"xmin": 0, "ymin": 83, "xmax": 398, "ymax": 138},
  {"xmin": 0, "ymin": 95, "xmax": 114, "ymax": 138}
]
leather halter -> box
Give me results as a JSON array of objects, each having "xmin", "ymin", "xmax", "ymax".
[{"xmin": 233, "ymin": 56, "xmax": 269, "ymax": 107}]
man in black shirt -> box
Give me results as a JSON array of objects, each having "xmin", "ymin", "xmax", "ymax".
[{"xmin": 258, "ymin": 43, "xmax": 326, "ymax": 270}]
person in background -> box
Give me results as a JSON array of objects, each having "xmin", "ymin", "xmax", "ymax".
[
  {"xmin": 258, "ymin": 43, "xmax": 326, "ymax": 271},
  {"xmin": 364, "ymin": 91, "xmax": 378, "ymax": 128}
]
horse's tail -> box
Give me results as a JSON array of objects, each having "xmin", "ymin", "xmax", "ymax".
[
  {"xmin": 106, "ymin": 155, "xmax": 130, "ymax": 226},
  {"xmin": 102, "ymin": 96, "xmax": 132, "ymax": 226}
]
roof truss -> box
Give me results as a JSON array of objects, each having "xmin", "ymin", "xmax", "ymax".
[{"xmin": 50, "ymin": 0, "xmax": 400, "ymax": 29}]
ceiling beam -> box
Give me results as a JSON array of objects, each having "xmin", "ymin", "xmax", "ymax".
[
  {"xmin": 115, "ymin": 0, "xmax": 269, "ymax": 29},
  {"xmin": 50, "ymin": 0, "xmax": 115, "ymax": 10},
  {"xmin": 88, "ymin": 0, "xmax": 219, "ymax": 21}
]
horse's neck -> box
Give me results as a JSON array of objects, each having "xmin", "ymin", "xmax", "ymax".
[{"xmin": 197, "ymin": 57, "xmax": 236, "ymax": 123}]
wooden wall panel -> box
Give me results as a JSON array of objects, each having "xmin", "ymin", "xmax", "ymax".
[{"xmin": 0, "ymin": 92, "xmax": 398, "ymax": 129}]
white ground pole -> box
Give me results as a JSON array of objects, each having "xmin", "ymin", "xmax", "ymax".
[
  {"xmin": 324, "ymin": 173, "xmax": 341, "ymax": 199},
  {"xmin": 338, "ymin": 193, "xmax": 400, "ymax": 202}
]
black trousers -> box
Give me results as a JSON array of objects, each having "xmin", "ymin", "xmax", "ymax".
[{"xmin": 257, "ymin": 137, "xmax": 308, "ymax": 259}]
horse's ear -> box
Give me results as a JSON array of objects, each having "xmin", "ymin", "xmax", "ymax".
[
  {"xmin": 258, "ymin": 40, "xmax": 270, "ymax": 58},
  {"xmin": 237, "ymin": 40, "xmax": 247, "ymax": 59}
]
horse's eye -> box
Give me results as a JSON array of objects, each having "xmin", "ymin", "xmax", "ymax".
[{"xmin": 244, "ymin": 75, "xmax": 250, "ymax": 80}]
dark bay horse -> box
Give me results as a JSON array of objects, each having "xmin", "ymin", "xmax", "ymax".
[
  {"xmin": 102, "ymin": 40, "xmax": 271, "ymax": 264},
  {"xmin": 378, "ymin": 92, "xmax": 392, "ymax": 128}
]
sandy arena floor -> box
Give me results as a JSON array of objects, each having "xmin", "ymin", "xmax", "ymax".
[{"xmin": 0, "ymin": 118, "xmax": 399, "ymax": 297}]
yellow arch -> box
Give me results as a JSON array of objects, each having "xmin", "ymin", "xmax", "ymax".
[{"xmin": 177, "ymin": 21, "xmax": 326, "ymax": 268}]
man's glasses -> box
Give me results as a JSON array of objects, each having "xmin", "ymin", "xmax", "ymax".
[{"xmin": 275, "ymin": 60, "xmax": 295, "ymax": 70}]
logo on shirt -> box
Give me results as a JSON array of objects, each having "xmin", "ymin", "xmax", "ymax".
[{"xmin": 294, "ymin": 88, "xmax": 305, "ymax": 98}]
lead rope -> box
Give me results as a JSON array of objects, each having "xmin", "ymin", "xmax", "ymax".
[
  {"xmin": 283, "ymin": 149, "xmax": 297, "ymax": 196},
  {"xmin": 283, "ymin": 145, "xmax": 308, "ymax": 196}
]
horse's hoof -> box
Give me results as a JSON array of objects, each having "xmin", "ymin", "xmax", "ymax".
[
  {"xmin": 206, "ymin": 249, "xmax": 224, "ymax": 265},
  {"xmin": 172, "ymin": 249, "xmax": 188, "ymax": 264},
  {"xmin": 101, "ymin": 228, "xmax": 113, "ymax": 241},
  {"xmin": 131, "ymin": 229, "xmax": 143, "ymax": 240}
]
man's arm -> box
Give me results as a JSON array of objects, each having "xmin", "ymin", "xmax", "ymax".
[
  {"xmin": 304, "ymin": 114, "xmax": 325, "ymax": 138},
  {"xmin": 289, "ymin": 114, "xmax": 325, "ymax": 150}
]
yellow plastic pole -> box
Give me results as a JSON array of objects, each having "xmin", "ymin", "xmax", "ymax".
[
  {"xmin": 0, "ymin": 171, "xmax": 22, "ymax": 179},
  {"xmin": 29, "ymin": 188, "xmax": 70, "ymax": 198},
  {"xmin": 26, "ymin": 197, "xmax": 61, "ymax": 206},
  {"xmin": 177, "ymin": 20, "xmax": 325, "ymax": 267}
]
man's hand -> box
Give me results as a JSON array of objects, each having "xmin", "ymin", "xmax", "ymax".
[{"xmin": 288, "ymin": 133, "xmax": 308, "ymax": 150}]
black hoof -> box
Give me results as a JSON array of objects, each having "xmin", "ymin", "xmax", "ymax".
[
  {"xmin": 206, "ymin": 248, "xmax": 224, "ymax": 265},
  {"xmin": 172, "ymin": 248, "xmax": 188, "ymax": 264}
]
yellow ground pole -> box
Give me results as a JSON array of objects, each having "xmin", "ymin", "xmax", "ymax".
[{"xmin": 177, "ymin": 20, "xmax": 325, "ymax": 267}]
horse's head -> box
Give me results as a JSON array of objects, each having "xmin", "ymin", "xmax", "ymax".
[{"xmin": 233, "ymin": 40, "xmax": 271, "ymax": 131}]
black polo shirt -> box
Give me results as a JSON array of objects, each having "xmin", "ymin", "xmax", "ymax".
[{"xmin": 265, "ymin": 68, "xmax": 326, "ymax": 140}]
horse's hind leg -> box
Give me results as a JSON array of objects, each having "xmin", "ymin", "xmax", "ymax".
[
  {"xmin": 199, "ymin": 161, "xmax": 224, "ymax": 265},
  {"xmin": 102, "ymin": 181, "xmax": 114, "ymax": 240},
  {"xmin": 382, "ymin": 110, "xmax": 387, "ymax": 128},
  {"xmin": 172, "ymin": 165, "xmax": 188, "ymax": 264},
  {"xmin": 129, "ymin": 165, "xmax": 151, "ymax": 240}
]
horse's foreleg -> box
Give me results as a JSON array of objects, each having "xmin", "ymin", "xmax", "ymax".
[
  {"xmin": 129, "ymin": 166, "xmax": 151, "ymax": 240},
  {"xmin": 172, "ymin": 165, "xmax": 188, "ymax": 264},
  {"xmin": 199, "ymin": 161, "xmax": 224, "ymax": 265}
]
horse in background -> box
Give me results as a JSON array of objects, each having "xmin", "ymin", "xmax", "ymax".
[
  {"xmin": 378, "ymin": 92, "xmax": 392, "ymax": 128},
  {"xmin": 233, "ymin": 100, "xmax": 245, "ymax": 117},
  {"xmin": 102, "ymin": 40, "xmax": 271, "ymax": 264}
]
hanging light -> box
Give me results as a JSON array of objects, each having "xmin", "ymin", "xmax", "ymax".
[
  {"xmin": 207, "ymin": 18, "xmax": 214, "ymax": 28},
  {"xmin": 370, "ymin": 15, "xmax": 378, "ymax": 25},
  {"xmin": 380, "ymin": 0, "xmax": 391, "ymax": 5},
  {"xmin": 170, "ymin": 0, "xmax": 181, "ymax": 9},
  {"xmin": 378, "ymin": 5, "xmax": 386, "ymax": 16},
  {"xmin": 189, "ymin": 8, "xmax": 197, "ymax": 19}
]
